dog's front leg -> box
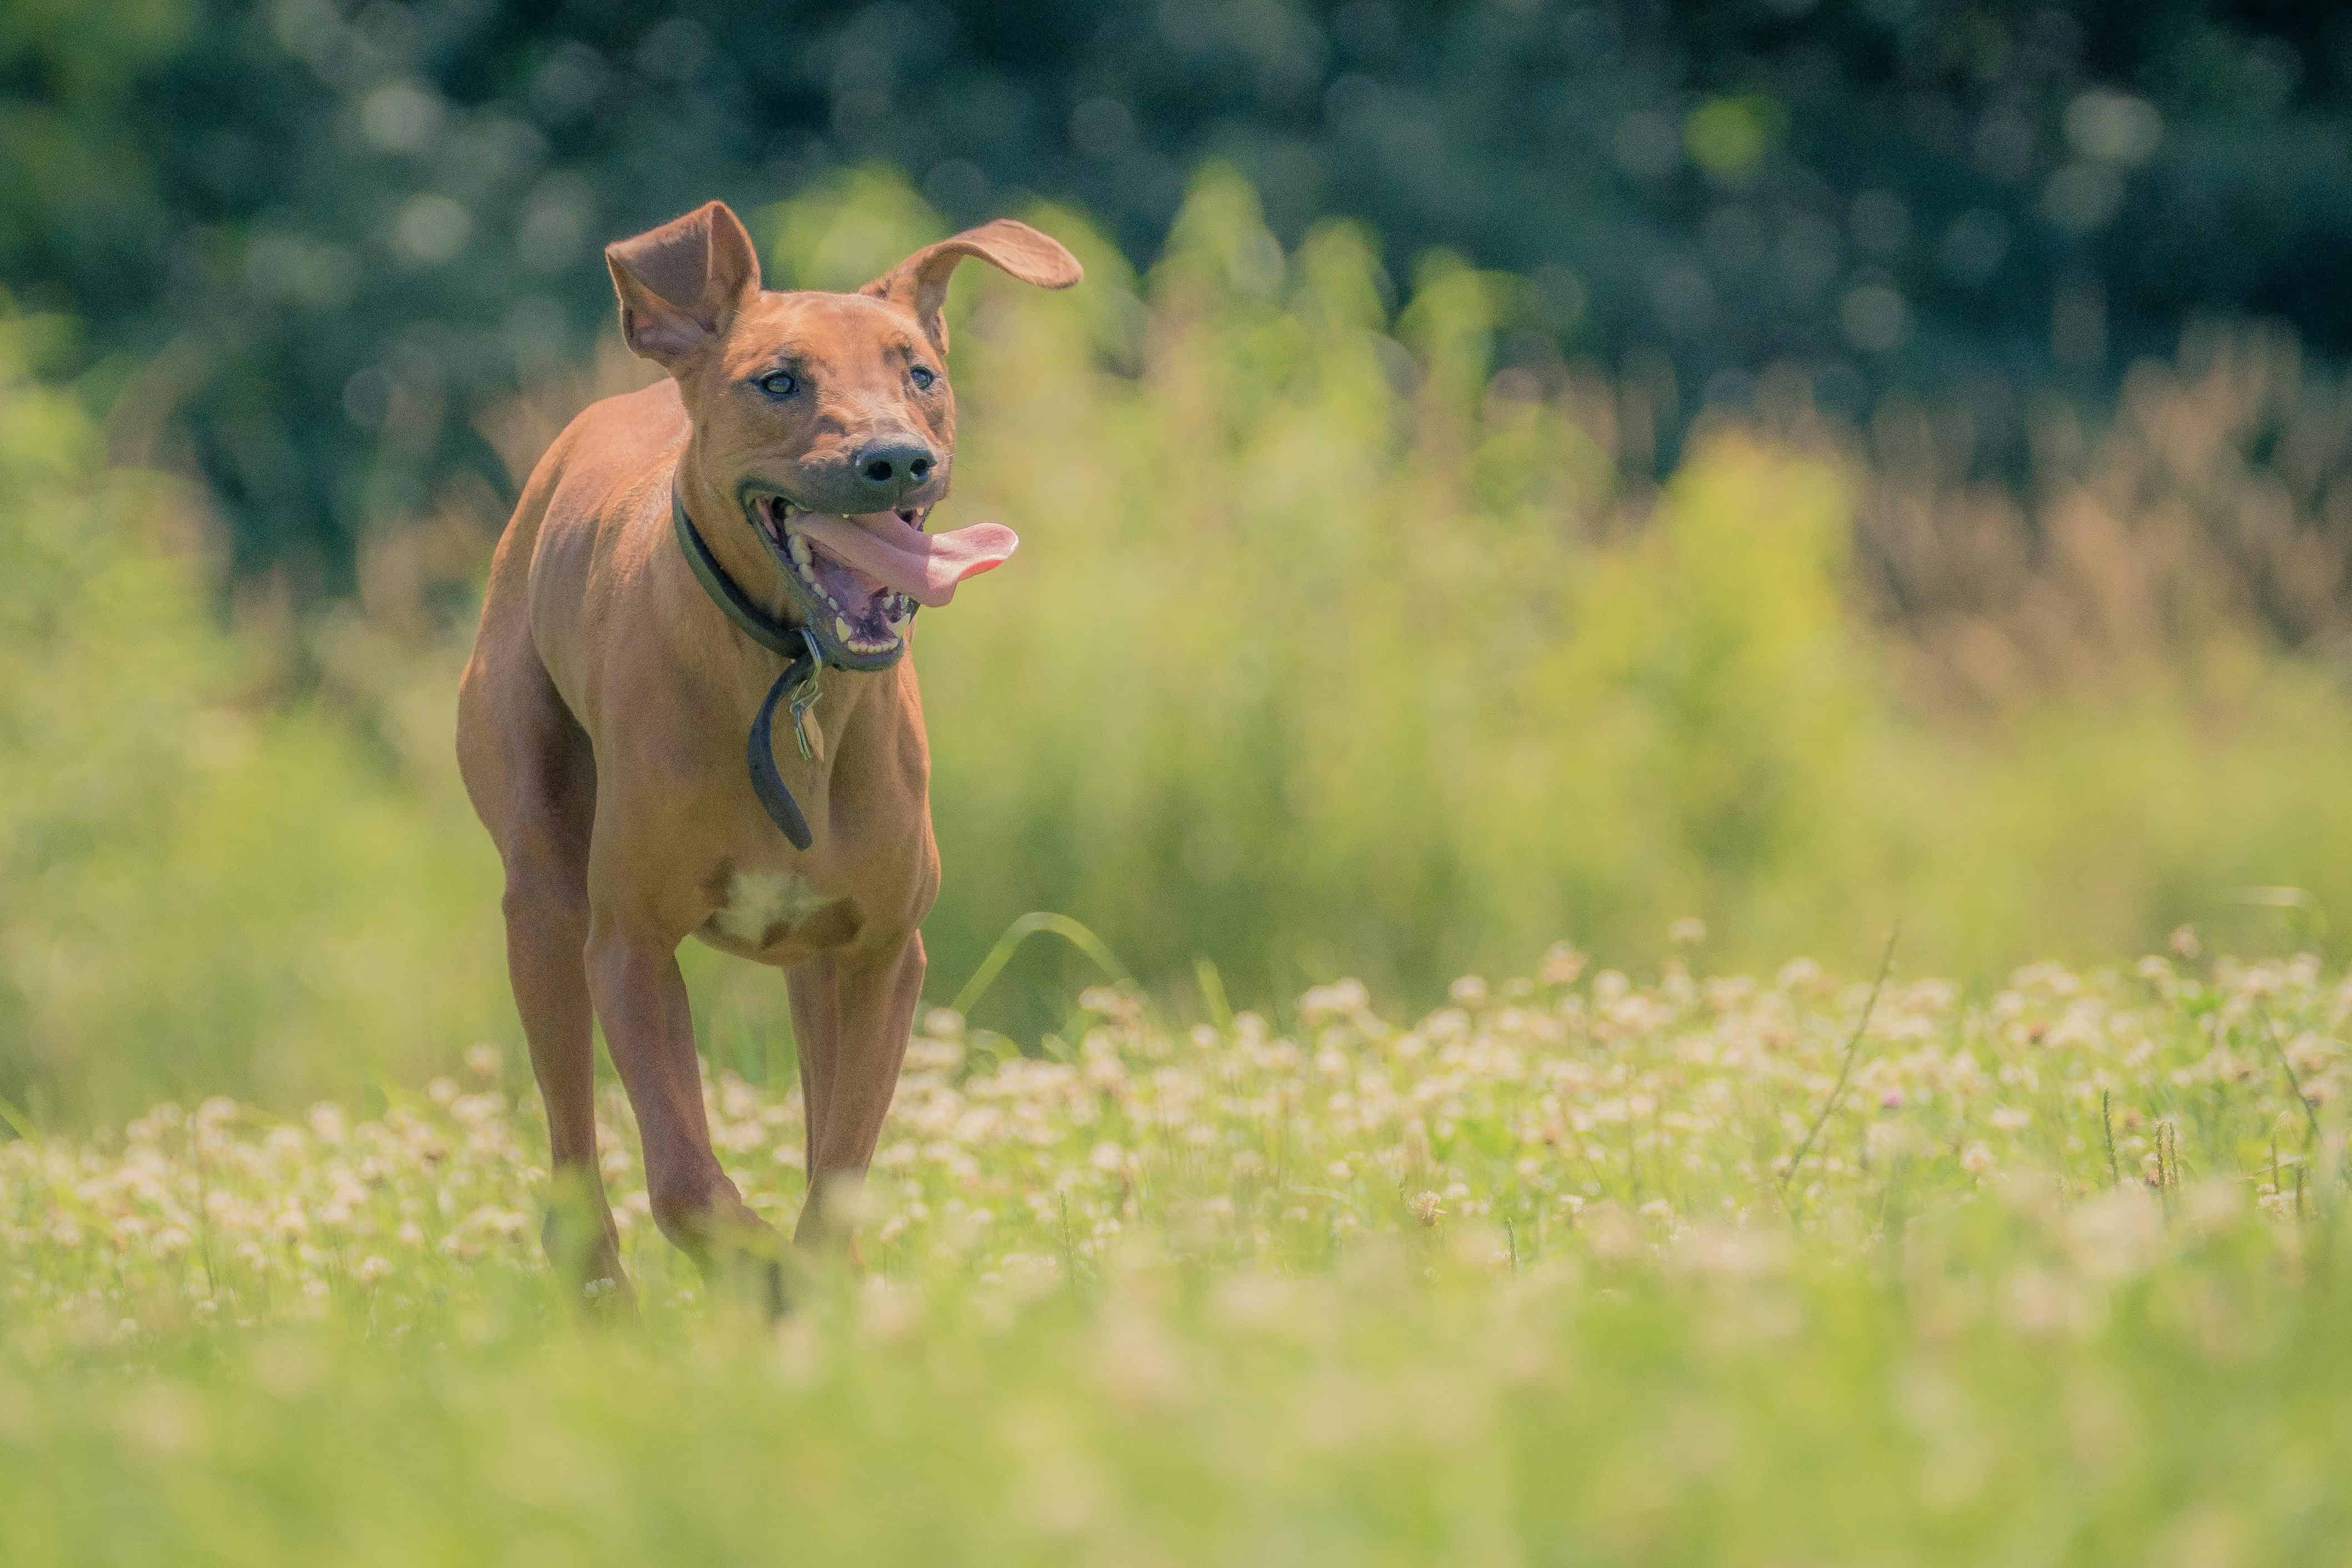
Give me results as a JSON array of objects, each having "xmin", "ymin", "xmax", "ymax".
[
  {"xmin": 585, "ymin": 911, "xmax": 780, "ymax": 1292},
  {"xmin": 789, "ymin": 932, "xmax": 925, "ymax": 1248}
]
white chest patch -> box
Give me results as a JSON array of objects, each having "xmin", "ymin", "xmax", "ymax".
[{"xmin": 711, "ymin": 868, "xmax": 833, "ymax": 946}]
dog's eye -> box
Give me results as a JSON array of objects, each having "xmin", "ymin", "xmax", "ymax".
[
  {"xmin": 908, "ymin": 365, "xmax": 936, "ymax": 390},
  {"xmin": 756, "ymin": 371, "xmax": 798, "ymax": 398}
]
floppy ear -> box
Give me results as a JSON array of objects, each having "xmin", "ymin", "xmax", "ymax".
[
  {"xmin": 860, "ymin": 219, "xmax": 1082, "ymax": 350},
  {"xmin": 604, "ymin": 200, "xmax": 762, "ymax": 369}
]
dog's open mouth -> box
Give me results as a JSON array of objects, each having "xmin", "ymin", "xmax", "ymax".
[{"xmin": 750, "ymin": 496, "xmax": 1019, "ymax": 664}]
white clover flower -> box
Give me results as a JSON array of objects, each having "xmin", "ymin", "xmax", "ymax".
[{"xmin": 1540, "ymin": 943, "xmax": 1586, "ymax": 986}]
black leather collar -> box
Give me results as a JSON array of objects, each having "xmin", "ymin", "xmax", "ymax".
[{"xmin": 672, "ymin": 488, "xmax": 822, "ymax": 851}]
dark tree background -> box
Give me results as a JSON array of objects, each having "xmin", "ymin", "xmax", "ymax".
[{"xmin": 4, "ymin": 0, "xmax": 2346, "ymax": 580}]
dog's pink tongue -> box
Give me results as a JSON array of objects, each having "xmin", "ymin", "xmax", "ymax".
[{"xmin": 791, "ymin": 511, "xmax": 1018, "ymax": 609}]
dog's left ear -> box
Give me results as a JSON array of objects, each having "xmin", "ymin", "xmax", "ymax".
[
  {"xmin": 605, "ymin": 200, "xmax": 763, "ymax": 369},
  {"xmin": 861, "ymin": 220, "xmax": 1082, "ymax": 350}
]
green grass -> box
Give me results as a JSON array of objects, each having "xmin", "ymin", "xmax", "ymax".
[{"xmin": 6, "ymin": 948, "xmax": 2346, "ymax": 1564}]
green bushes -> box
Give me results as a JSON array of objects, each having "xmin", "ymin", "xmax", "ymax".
[
  {"xmin": 19, "ymin": 2, "xmax": 2352, "ymax": 590},
  {"xmin": 9, "ymin": 169, "xmax": 2352, "ymax": 1119},
  {"xmin": 0, "ymin": 314, "xmax": 504, "ymax": 1123},
  {"xmin": 828, "ymin": 170, "xmax": 2352, "ymax": 1012}
]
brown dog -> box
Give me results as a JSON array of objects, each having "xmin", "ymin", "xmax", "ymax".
[{"xmin": 456, "ymin": 200, "xmax": 1079, "ymax": 1303}]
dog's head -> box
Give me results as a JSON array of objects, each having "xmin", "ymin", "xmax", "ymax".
[{"xmin": 606, "ymin": 200, "xmax": 1080, "ymax": 669}]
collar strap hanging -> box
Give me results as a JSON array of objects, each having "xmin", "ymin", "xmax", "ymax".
[{"xmin": 672, "ymin": 488, "xmax": 823, "ymax": 851}]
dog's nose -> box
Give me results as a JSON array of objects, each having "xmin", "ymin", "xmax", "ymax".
[{"xmin": 850, "ymin": 441, "xmax": 936, "ymax": 505}]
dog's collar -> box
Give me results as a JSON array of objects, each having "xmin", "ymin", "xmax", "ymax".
[
  {"xmin": 672, "ymin": 487, "xmax": 823, "ymax": 851},
  {"xmin": 673, "ymin": 486, "xmax": 810, "ymax": 659}
]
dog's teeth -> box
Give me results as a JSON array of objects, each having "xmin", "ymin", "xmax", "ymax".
[
  {"xmin": 835, "ymin": 615, "xmax": 852, "ymax": 641},
  {"xmin": 788, "ymin": 535, "xmax": 812, "ymax": 567}
]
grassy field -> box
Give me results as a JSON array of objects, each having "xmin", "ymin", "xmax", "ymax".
[
  {"xmin": 6, "ymin": 942, "xmax": 2345, "ymax": 1565},
  {"xmin": 9, "ymin": 162, "xmax": 2352, "ymax": 1564}
]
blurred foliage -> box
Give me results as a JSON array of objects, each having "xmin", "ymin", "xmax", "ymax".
[
  {"xmin": 0, "ymin": 313, "xmax": 503, "ymax": 1124},
  {"xmin": 847, "ymin": 171, "xmax": 2352, "ymax": 1012},
  {"xmin": 3, "ymin": 1, "xmax": 2349, "ymax": 581},
  {"xmin": 1853, "ymin": 323, "xmax": 2352, "ymax": 682},
  {"xmin": 11, "ymin": 167, "xmax": 2352, "ymax": 1119}
]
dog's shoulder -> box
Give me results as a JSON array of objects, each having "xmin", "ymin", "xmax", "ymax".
[
  {"xmin": 516, "ymin": 380, "xmax": 697, "ymax": 704},
  {"xmin": 528, "ymin": 381, "xmax": 687, "ymax": 571}
]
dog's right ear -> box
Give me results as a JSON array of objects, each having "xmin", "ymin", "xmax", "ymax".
[
  {"xmin": 604, "ymin": 201, "xmax": 762, "ymax": 369},
  {"xmin": 860, "ymin": 220, "xmax": 1082, "ymax": 351}
]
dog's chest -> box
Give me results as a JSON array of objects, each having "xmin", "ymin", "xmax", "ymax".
[{"xmin": 707, "ymin": 867, "xmax": 838, "ymax": 948}]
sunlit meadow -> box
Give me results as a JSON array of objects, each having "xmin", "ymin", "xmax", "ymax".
[
  {"xmin": 14, "ymin": 169, "xmax": 2352, "ymax": 1123},
  {"xmin": 6, "ymin": 939, "xmax": 2348, "ymax": 1563},
  {"xmin": 11, "ymin": 160, "xmax": 2352, "ymax": 1563}
]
